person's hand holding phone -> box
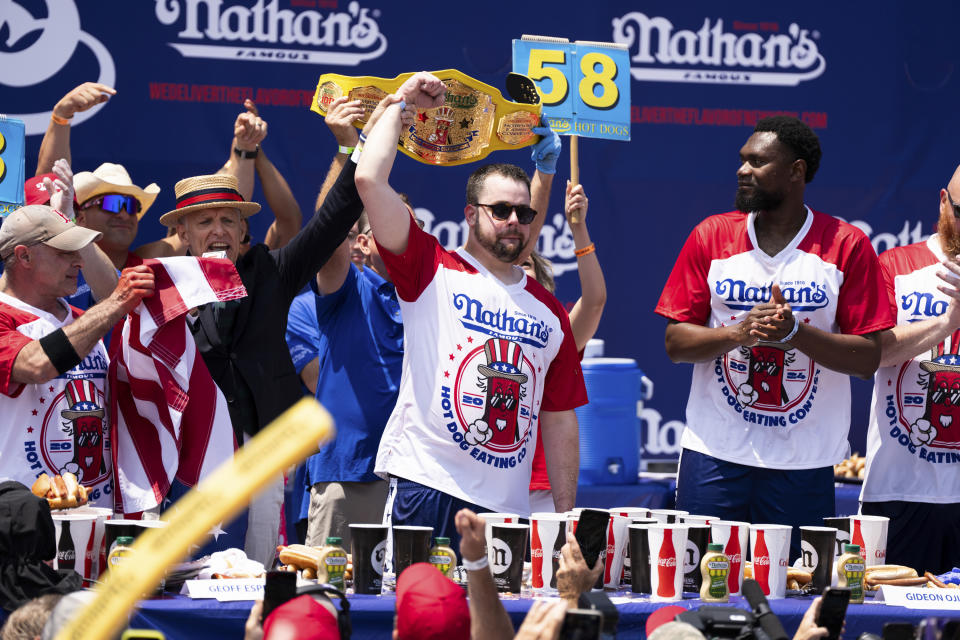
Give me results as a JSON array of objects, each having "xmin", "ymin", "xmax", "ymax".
[
  {"xmin": 557, "ymin": 532, "xmax": 604, "ymax": 607},
  {"xmin": 794, "ymin": 596, "xmax": 831, "ymax": 640}
]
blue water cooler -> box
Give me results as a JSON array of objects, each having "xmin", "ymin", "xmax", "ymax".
[{"xmin": 574, "ymin": 357, "xmax": 643, "ymax": 485}]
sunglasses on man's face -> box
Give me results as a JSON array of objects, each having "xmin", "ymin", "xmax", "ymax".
[
  {"xmin": 81, "ymin": 194, "xmax": 141, "ymax": 215},
  {"xmin": 475, "ymin": 202, "xmax": 538, "ymax": 225}
]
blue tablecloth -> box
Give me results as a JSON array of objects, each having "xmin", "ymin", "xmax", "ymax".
[
  {"xmin": 577, "ymin": 478, "xmax": 862, "ymax": 519},
  {"xmin": 129, "ymin": 591, "xmax": 950, "ymax": 640}
]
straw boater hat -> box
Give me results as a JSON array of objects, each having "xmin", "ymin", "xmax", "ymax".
[
  {"xmin": 73, "ymin": 163, "xmax": 160, "ymax": 220},
  {"xmin": 158, "ymin": 174, "xmax": 261, "ymax": 227}
]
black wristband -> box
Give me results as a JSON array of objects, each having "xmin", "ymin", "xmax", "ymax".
[
  {"xmin": 233, "ymin": 145, "xmax": 259, "ymax": 159},
  {"xmin": 39, "ymin": 329, "xmax": 83, "ymax": 375}
]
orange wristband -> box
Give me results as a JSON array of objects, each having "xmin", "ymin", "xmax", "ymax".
[
  {"xmin": 51, "ymin": 113, "xmax": 72, "ymax": 126},
  {"xmin": 574, "ymin": 243, "xmax": 596, "ymax": 258}
]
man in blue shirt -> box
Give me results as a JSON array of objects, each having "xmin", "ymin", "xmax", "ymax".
[{"xmin": 286, "ymin": 208, "xmax": 404, "ymax": 546}]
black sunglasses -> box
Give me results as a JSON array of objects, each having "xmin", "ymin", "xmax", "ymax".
[
  {"xmin": 474, "ymin": 202, "xmax": 538, "ymax": 225},
  {"xmin": 946, "ymin": 189, "xmax": 960, "ymax": 219}
]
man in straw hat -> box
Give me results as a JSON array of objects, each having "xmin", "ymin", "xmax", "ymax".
[
  {"xmin": 355, "ymin": 72, "xmax": 586, "ymax": 548},
  {"xmin": 158, "ymin": 95, "xmax": 411, "ymax": 564},
  {"xmin": 0, "ymin": 204, "xmax": 154, "ymax": 508}
]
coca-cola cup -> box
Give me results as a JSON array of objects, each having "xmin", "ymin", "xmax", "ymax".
[
  {"xmin": 564, "ymin": 510, "xmax": 581, "ymax": 536},
  {"xmin": 490, "ymin": 523, "xmax": 529, "ymax": 593},
  {"xmin": 710, "ymin": 520, "xmax": 749, "ymax": 596},
  {"xmin": 602, "ymin": 515, "xmax": 631, "ymax": 589},
  {"xmin": 649, "ymin": 509, "xmax": 689, "ymax": 524},
  {"xmin": 392, "ymin": 525, "xmax": 433, "ymax": 577},
  {"xmin": 680, "ymin": 515, "xmax": 718, "ymax": 528},
  {"xmin": 647, "ymin": 523, "xmax": 688, "ymax": 602},
  {"xmin": 849, "ymin": 515, "xmax": 889, "ymax": 567},
  {"xmin": 69, "ymin": 506, "xmax": 112, "ymax": 581},
  {"xmin": 624, "ymin": 518, "xmax": 658, "ymax": 585},
  {"xmin": 750, "ymin": 524, "xmax": 792, "ymax": 599},
  {"xmin": 52, "ymin": 512, "xmax": 99, "ymax": 585},
  {"xmin": 531, "ymin": 513, "xmax": 567, "ymax": 593},
  {"xmin": 611, "ymin": 507, "xmax": 651, "ymax": 520},
  {"xmin": 798, "ymin": 526, "xmax": 837, "ymax": 593},
  {"xmin": 350, "ymin": 524, "xmax": 388, "ymax": 595},
  {"xmin": 683, "ymin": 524, "xmax": 711, "ymax": 592},
  {"xmin": 823, "ymin": 516, "xmax": 851, "ymax": 585},
  {"xmin": 628, "ymin": 523, "xmax": 655, "ymax": 593},
  {"xmin": 478, "ymin": 512, "xmax": 520, "ymax": 550}
]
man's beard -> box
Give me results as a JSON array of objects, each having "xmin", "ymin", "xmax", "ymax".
[
  {"xmin": 472, "ymin": 218, "xmax": 525, "ymax": 263},
  {"xmin": 938, "ymin": 206, "xmax": 960, "ymax": 257},
  {"xmin": 735, "ymin": 185, "xmax": 785, "ymax": 213}
]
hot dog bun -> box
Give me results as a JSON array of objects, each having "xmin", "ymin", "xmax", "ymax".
[
  {"xmin": 278, "ymin": 544, "xmax": 322, "ymax": 571},
  {"xmin": 31, "ymin": 474, "xmax": 52, "ymax": 499},
  {"xmin": 865, "ymin": 565, "xmax": 918, "ymax": 581},
  {"xmin": 31, "ymin": 472, "xmax": 90, "ymax": 509}
]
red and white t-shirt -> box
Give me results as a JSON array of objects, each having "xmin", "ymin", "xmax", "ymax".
[
  {"xmin": 0, "ymin": 292, "xmax": 112, "ymax": 507},
  {"xmin": 862, "ymin": 234, "xmax": 960, "ymax": 503},
  {"xmin": 375, "ymin": 219, "xmax": 587, "ymax": 515},
  {"xmin": 655, "ymin": 208, "xmax": 893, "ymax": 469}
]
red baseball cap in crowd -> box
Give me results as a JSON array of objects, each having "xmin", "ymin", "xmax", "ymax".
[
  {"xmin": 396, "ymin": 563, "xmax": 470, "ymax": 640},
  {"xmin": 24, "ymin": 174, "xmax": 78, "ymax": 208},
  {"xmin": 263, "ymin": 594, "xmax": 340, "ymax": 639},
  {"xmin": 645, "ymin": 604, "xmax": 688, "ymax": 637}
]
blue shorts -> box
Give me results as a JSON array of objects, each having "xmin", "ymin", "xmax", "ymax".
[
  {"xmin": 386, "ymin": 476, "xmax": 487, "ymax": 557},
  {"xmin": 675, "ymin": 448, "xmax": 835, "ymax": 561},
  {"xmin": 861, "ymin": 500, "xmax": 960, "ymax": 574}
]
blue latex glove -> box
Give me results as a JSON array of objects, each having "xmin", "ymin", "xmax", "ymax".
[
  {"xmin": 937, "ymin": 568, "xmax": 960, "ymax": 585},
  {"xmin": 530, "ymin": 123, "xmax": 561, "ymax": 175}
]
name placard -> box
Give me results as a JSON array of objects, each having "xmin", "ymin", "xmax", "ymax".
[
  {"xmin": 183, "ymin": 579, "xmax": 265, "ymax": 600},
  {"xmin": 875, "ymin": 586, "xmax": 960, "ymax": 610}
]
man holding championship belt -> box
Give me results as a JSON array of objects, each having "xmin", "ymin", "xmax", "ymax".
[{"xmin": 355, "ymin": 72, "xmax": 586, "ymax": 550}]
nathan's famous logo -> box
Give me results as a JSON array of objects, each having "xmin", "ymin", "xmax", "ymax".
[
  {"xmin": 41, "ymin": 378, "xmax": 110, "ymax": 485},
  {"xmin": 718, "ymin": 343, "xmax": 819, "ymax": 425},
  {"xmin": 154, "ymin": 0, "xmax": 387, "ymax": 65},
  {"xmin": 714, "ymin": 279, "xmax": 829, "ymax": 312},
  {"xmin": 612, "ymin": 12, "xmax": 825, "ymax": 86},
  {"xmin": 439, "ymin": 338, "xmax": 537, "ymax": 469},
  {"xmin": 900, "ymin": 291, "xmax": 948, "ymax": 323},
  {"xmin": 892, "ymin": 344, "xmax": 960, "ymax": 452},
  {"xmin": 452, "ymin": 293, "xmax": 550, "ymax": 348},
  {"xmin": 1, "ymin": 0, "xmax": 115, "ymax": 135}
]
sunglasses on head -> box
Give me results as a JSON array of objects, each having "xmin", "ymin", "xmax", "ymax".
[
  {"xmin": 946, "ymin": 189, "xmax": 960, "ymax": 219},
  {"xmin": 475, "ymin": 202, "xmax": 538, "ymax": 224},
  {"xmin": 81, "ymin": 194, "xmax": 141, "ymax": 215}
]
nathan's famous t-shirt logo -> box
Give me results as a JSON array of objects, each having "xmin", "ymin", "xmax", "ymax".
[
  {"xmin": 714, "ymin": 279, "xmax": 829, "ymax": 311},
  {"xmin": 452, "ymin": 293, "xmax": 550, "ymax": 348},
  {"xmin": 154, "ymin": 0, "xmax": 388, "ymax": 65},
  {"xmin": 900, "ymin": 291, "xmax": 948, "ymax": 323},
  {"xmin": 612, "ymin": 12, "xmax": 825, "ymax": 87}
]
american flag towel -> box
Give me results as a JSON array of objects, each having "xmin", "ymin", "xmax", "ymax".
[{"xmin": 109, "ymin": 257, "xmax": 247, "ymax": 514}]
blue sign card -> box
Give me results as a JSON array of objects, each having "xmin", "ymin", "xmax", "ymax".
[
  {"xmin": 0, "ymin": 116, "xmax": 26, "ymax": 217},
  {"xmin": 512, "ymin": 38, "xmax": 631, "ymax": 141}
]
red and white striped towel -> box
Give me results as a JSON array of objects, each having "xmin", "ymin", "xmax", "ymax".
[{"xmin": 109, "ymin": 257, "xmax": 247, "ymax": 514}]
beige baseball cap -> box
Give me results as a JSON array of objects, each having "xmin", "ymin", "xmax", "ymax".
[{"xmin": 0, "ymin": 205, "xmax": 102, "ymax": 260}]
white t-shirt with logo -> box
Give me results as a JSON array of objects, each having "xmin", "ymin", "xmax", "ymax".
[
  {"xmin": 862, "ymin": 234, "xmax": 960, "ymax": 503},
  {"xmin": 375, "ymin": 220, "xmax": 587, "ymax": 515},
  {"xmin": 656, "ymin": 208, "xmax": 893, "ymax": 469},
  {"xmin": 0, "ymin": 292, "xmax": 113, "ymax": 507}
]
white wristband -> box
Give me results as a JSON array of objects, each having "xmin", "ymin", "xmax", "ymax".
[
  {"xmin": 779, "ymin": 316, "xmax": 800, "ymax": 343},
  {"xmin": 461, "ymin": 555, "xmax": 489, "ymax": 571},
  {"xmin": 350, "ymin": 143, "xmax": 363, "ymax": 164}
]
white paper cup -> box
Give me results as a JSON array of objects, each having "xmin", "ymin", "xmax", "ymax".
[
  {"xmin": 649, "ymin": 509, "xmax": 689, "ymax": 524},
  {"xmin": 710, "ymin": 520, "xmax": 750, "ymax": 596},
  {"xmin": 647, "ymin": 524, "xmax": 688, "ymax": 601},
  {"xmin": 478, "ymin": 512, "xmax": 520, "ymax": 549},
  {"xmin": 680, "ymin": 514, "xmax": 718, "ymax": 526},
  {"xmin": 531, "ymin": 513, "xmax": 567, "ymax": 593},
  {"xmin": 68, "ymin": 506, "xmax": 112, "ymax": 581},
  {"xmin": 750, "ymin": 524, "xmax": 792, "ymax": 599},
  {"xmin": 611, "ymin": 507, "xmax": 651, "ymax": 519},
  {"xmin": 850, "ymin": 515, "xmax": 889, "ymax": 567},
  {"xmin": 52, "ymin": 512, "xmax": 99, "ymax": 584},
  {"xmin": 603, "ymin": 515, "xmax": 631, "ymax": 589}
]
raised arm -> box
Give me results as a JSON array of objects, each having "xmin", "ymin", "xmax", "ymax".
[
  {"xmin": 37, "ymin": 82, "xmax": 115, "ymax": 175},
  {"xmin": 11, "ymin": 266, "xmax": 153, "ymax": 385},
  {"xmin": 455, "ymin": 509, "xmax": 516, "ymax": 640},
  {"xmin": 219, "ymin": 105, "xmax": 267, "ymax": 201},
  {"xmin": 878, "ymin": 257, "xmax": 960, "ymax": 367},
  {"xmin": 355, "ymin": 73, "xmax": 445, "ymax": 255},
  {"xmin": 565, "ymin": 182, "xmax": 606, "ymax": 351},
  {"xmin": 521, "ymin": 123, "xmax": 562, "ymax": 264}
]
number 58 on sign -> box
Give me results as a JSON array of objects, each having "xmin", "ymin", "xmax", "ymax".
[{"xmin": 512, "ymin": 37, "xmax": 630, "ymax": 141}]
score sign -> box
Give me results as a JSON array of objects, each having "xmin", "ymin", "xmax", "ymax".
[
  {"xmin": 0, "ymin": 116, "xmax": 26, "ymax": 217},
  {"xmin": 512, "ymin": 39, "xmax": 630, "ymax": 141}
]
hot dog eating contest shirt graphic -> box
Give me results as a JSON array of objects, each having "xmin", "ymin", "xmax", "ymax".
[
  {"xmin": 374, "ymin": 220, "xmax": 586, "ymax": 515},
  {"xmin": 656, "ymin": 208, "xmax": 893, "ymax": 469}
]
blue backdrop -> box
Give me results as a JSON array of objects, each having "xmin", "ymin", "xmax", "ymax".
[{"xmin": 5, "ymin": 0, "xmax": 959, "ymax": 463}]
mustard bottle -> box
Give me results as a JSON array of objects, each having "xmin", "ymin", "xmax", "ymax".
[
  {"xmin": 700, "ymin": 542, "xmax": 730, "ymax": 602},
  {"xmin": 429, "ymin": 537, "xmax": 457, "ymax": 579},
  {"xmin": 837, "ymin": 543, "xmax": 865, "ymax": 603},
  {"xmin": 317, "ymin": 536, "xmax": 348, "ymax": 589},
  {"xmin": 107, "ymin": 535, "xmax": 134, "ymax": 570}
]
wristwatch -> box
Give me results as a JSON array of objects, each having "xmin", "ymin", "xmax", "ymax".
[{"xmin": 233, "ymin": 144, "xmax": 259, "ymax": 159}]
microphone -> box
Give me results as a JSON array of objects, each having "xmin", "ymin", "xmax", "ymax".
[{"xmin": 742, "ymin": 578, "xmax": 789, "ymax": 640}]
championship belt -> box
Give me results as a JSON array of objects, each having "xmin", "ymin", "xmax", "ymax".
[{"xmin": 311, "ymin": 69, "xmax": 542, "ymax": 166}]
